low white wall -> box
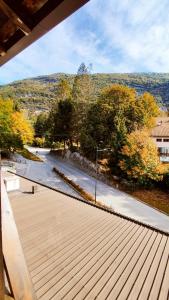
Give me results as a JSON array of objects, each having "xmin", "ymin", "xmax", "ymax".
[{"xmin": 4, "ymin": 176, "xmax": 20, "ymax": 192}]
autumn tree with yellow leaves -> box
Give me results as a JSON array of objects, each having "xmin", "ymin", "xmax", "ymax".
[
  {"xmin": 80, "ymin": 84, "xmax": 160, "ymax": 166},
  {"xmin": 119, "ymin": 130, "xmax": 165, "ymax": 185},
  {"xmin": 11, "ymin": 111, "xmax": 33, "ymax": 145},
  {"xmin": 0, "ymin": 98, "xmax": 33, "ymax": 151}
]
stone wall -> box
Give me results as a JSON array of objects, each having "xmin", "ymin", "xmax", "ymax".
[{"xmin": 64, "ymin": 150, "xmax": 108, "ymax": 183}]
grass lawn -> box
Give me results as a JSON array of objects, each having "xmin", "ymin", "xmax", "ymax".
[
  {"xmin": 129, "ymin": 188, "xmax": 169, "ymax": 215},
  {"xmin": 17, "ymin": 148, "xmax": 43, "ymax": 162}
]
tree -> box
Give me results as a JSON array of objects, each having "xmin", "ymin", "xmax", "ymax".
[
  {"xmin": 0, "ymin": 98, "xmax": 13, "ymax": 133},
  {"xmin": 11, "ymin": 111, "xmax": 34, "ymax": 145},
  {"xmin": 99, "ymin": 85, "xmax": 159, "ymax": 134},
  {"xmin": 0, "ymin": 98, "xmax": 15, "ymax": 150},
  {"xmin": 133, "ymin": 92, "xmax": 160, "ymax": 129},
  {"xmin": 72, "ymin": 63, "xmax": 90, "ymax": 102},
  {"xmin": 0, "ymin": 98, "xmax": 34, "ymax": 151},
  {"xmin": 55, "ymin": 79, "xmax": 72, "ymax": 102},
  {"xmin": 34, "ymin": 113, "xmax": 48, "ymax": 137},
  {"xmin": 119, "ymin": 130, "xmax": 165, "ymax": 185},
  {"xmin": 72, "ymin": 63, "xmax": 94, "ymax": 142},
  {"xmin": 80, "ymin": 102, "xmax": 110, "ymax": 159},
  {"xmin": 50, "ymin": 98, "xmax": 74, "ymax": 149},
  {"xmin": 99, "ymin": 84, "xmax": 160, "ymax": 173},
  {"xmin": 49, "ymin": 78, "xmax": 72, "ymax": 114}
]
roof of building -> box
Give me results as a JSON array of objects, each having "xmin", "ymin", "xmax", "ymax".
[
  {"xmin": 151, "ymin": 124, "xmax": 169, "ymax": 137},
  {"xmin": 9, "ymin": 175, "xmax": 169, "ymax": 300},
  {"xmin": 156, "ymin": 117, "xmax": 169, "ymax": 124},
  {"xmin": 0, "ymin": 0, "xmax": 89, "ymax": 66}
]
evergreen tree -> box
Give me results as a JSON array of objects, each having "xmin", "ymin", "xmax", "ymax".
[
  {"xmin": 34, "ymin": 113, "xmax": 48, "ymax": 137},
  {"xmin": 72, "ymin": 63, "xmax": 94, "ymax": 143},
  {"xmin": 55, "ymin": 79, "xmax": 72, "ymax": 102},
  {"xmin": 50, "ymin": 98, "xmax": 74, "ymax": 149}
]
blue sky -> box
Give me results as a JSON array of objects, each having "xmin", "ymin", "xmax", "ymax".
[{"xmin": 1, "ymin": 0, "xmax": 169, "ymax": 84}]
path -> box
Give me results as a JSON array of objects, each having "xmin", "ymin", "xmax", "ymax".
[{"xmin": 26, "ymin": 147, "xmax": 169, "ymax": 232}]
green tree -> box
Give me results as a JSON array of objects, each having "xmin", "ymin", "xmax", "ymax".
[
  {"xmin": 72, "ymin": 63, "xmax": 91, "ymax": 102},
  {"xmin": 50, "ymin": 98, "xmax": 74, "ymax": 149},
  {"xmin": 34, "ymin": 113, "xmax": 48, "ymax": 137},
  {"xmin": 55, "ymin": 79, "xmax": 72, "ymax": 102},
  {"xmin": 72, "ymin": 63, "xmax": 94, "ymax": 143},
  {"xmin": 80, "ymin": 102, "xmax": 109, "ymax": 159},
  {"xmin": 50, "ymin": 78, "xmax": 72, "ymax": 110}
]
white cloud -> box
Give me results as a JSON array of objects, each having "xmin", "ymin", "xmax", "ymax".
[
  {"xmin": 87, "ymin": 0, "xmax": 169, "ymax": 72},
  {"xmin": 0, "ymin": 9, "xmax": 112, "ymax": 84}
]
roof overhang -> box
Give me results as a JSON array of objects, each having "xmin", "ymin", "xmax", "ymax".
[{"xmin": 0, "ymin": 0, "xmax": 89, "ymax": 66}]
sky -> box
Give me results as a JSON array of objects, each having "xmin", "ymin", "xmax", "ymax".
[{"xmin": 1, "ymin": 0, "xmax": 169, "ymax": 84}]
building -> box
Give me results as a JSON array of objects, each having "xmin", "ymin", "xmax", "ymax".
[{"xmin": 151, "ymin": 117, "xmax": 169, "ymax": 162}]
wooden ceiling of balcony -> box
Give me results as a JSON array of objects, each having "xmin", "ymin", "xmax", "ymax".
[{"xmin": 0, "ymin": 0, "xmax": 89, "ymax": 66}]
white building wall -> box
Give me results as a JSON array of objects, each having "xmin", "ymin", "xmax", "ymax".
[{"xmin": 152, "ymin": 137, "xmax": 169, "ymax": 149}]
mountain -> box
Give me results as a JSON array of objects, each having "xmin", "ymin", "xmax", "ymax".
[{"xmin": 1, "ymin": 72, "xmax": 169, "ymax": 112}]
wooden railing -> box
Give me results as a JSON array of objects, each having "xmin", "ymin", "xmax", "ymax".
[
  {"xmin": 0, "ymin": 173, "xmax": 37, "ymax": 300},
  {"xmin": 0, "ymin": 172, "xmax": 5, "ymax": 299}
]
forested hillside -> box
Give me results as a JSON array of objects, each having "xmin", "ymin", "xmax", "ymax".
[{"xmin": 1, "ymin": 72, "xmax": 169, "ymax": 111}]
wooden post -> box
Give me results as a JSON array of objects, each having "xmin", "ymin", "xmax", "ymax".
[
  {"xmin": 2, "ymin": 177, "xmax": 37, "ymax": 300},
  {"xmin": 0, "ymin": 168, "xmax": 5, "ymax": 300}
]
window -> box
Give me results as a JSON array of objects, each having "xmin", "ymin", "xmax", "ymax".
[
  {"xmin": 163, "ymin": 139, "xmax": 169, "ymax": 142},
  {"xmin": 156, "ymin": 138, "xmax": 162, "ymax": 142}
]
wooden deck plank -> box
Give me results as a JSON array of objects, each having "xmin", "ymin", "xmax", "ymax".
[
  {"xmin": 105, "ymin": 228, "xmax": 153, "ymax": 300},
  {"xmin": 26, "ymin": 211, "xmax": 111, "ymax": 262},
  {"xmin": 35, "ymin": 219, "xmax": 124, "ymax": 298},
  {"xmin": 149, "ymin": 238, "xmax": 169, "ymax": 300},
  {"xmin": 8, "ymin": 176, "xmax": 169, "ymax": 300},
  {"xmin": 85, "ymin": 226, "xmax": 146, "ymax": 300},
  {"xmin": 23, "ymin": 213, "xmax": 93, "ymax": 256},
  {"xmin": 68, "ymin": 224, "xmax": 139, "ymax": 300},
  {"xmin": 113, "ymin": 230, "xmax": 157, "ymax": 300},
  {"xmin": 30, "ymin": 216, "xmax": 116, "ymax": 275},
  {"xmin": 127, "ymin": 233, "xmax": 162, "ymax": 299},
  {"xmin": 53, "ymin": 222, "xmax": 134, "ymax": 300},
  {"xmin": 36, "ymin": 220, "xmax": 129, "ymax": 299},
  {"xmin": 158, "ymin": 251, "xmax": 169, "ymax": 300},
  {"xmin": 29, "ymin": 216, "xmax": 117, "ymax": 279},
  {"xmin": 138, "ymin": 235, "xmax": 168, "ymax": 300},
  {"xmin": 27, "ymin": 215, "xmax": 100, "ymax": 271}
]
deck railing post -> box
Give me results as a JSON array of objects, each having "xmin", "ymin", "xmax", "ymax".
[{"xmin": 0, "ymin": 163, "xmax": 5, "ymax": 299}]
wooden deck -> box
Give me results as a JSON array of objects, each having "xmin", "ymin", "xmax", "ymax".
[{"xmin": 9, "ymin": 176, "xmax": 169, "ymax": 300}]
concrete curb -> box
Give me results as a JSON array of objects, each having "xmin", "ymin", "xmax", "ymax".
[{"xmin": 53, "ymin": 167, "xmax": 112, "ymax": 211}]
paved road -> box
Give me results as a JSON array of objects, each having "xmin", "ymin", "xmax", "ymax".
[
  {"xmin": 26, "ymin": 147, "xmax": 169, "ymax": 232},
  {"xmin": 16, "ymin": 148, "xmax": 81, "ymax": 198}
]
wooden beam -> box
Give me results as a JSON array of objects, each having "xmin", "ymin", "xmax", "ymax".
[
  {"xmin": 0, "ymin": 0, "xmax": 31, "ymax": 35},
  {"xmin": 1, "ymin": 177, "xmax": 37, "ymax": 300},
  {"xmin": 0, "ymin": 0, "xmax": 89, "ymax": 66},
  {"xmin": 5, "ymin": 296, "xmax": 14, "ymax": 300},
  {"xmin": 0, "ymin": 45, "xmax": 6, "ymax": 56}
]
